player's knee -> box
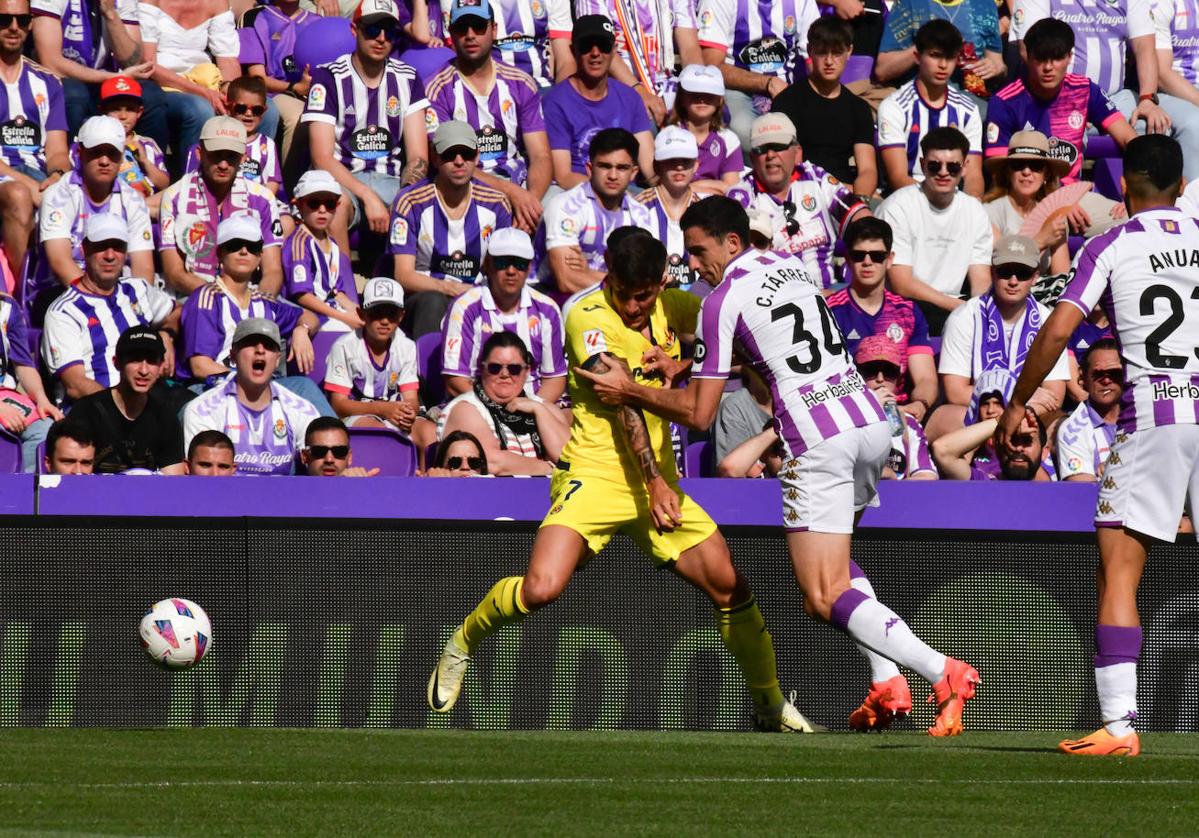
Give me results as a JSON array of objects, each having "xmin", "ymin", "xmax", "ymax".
[
  {"xmin": 801, "ymin": 584, "xmax": 846, "ymax": 623},
  {"xmin": 519, "ymin": 573, "xmax": 566, "ymax": 611}
]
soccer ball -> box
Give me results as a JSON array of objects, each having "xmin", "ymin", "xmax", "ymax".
[{"xmin": 139, "ymin": 598, "xmax": 212, "ymax": 670}]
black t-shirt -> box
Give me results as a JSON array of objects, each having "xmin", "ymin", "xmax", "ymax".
[
  {"xmin": 68, "ymin": 389, "xmax": 184, "ymax": 474},
  {"xmin": 851, "ymin": 0, "xmax": 886, "ymax": 57},
  {"xmin": 770, "ymin": 80, "xmax": 875, "ymax": 185}
]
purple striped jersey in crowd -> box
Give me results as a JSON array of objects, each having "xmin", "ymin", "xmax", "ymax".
[
  {"xmin": 244, "ymin": 4, "xmax": 319, "ymax": 83},
  {"xmin": 692, "ymin": 248, "xmax": 887, "ymax": 459},
  {"xmin": 1058, "ymin": 207, "xmax": 1199, "ymax": 431},
  {"xmin": 636, "ymin": 187, "xmax": 704, "ymax": 287},
  {"xmin": 888, "ymin": 413, "xmax": 936, "ymax": 478},
  {"xmin": 425, "ymin": 63, "xmax": 547, "ymax": 186},
  {"xmin": 697, "ymin": 0, "xmax": 820, "ymax": 81},
  {"xmin": 177, "ymin": 282, "xmax": 305, "ymax": 379},
  {"xmin": 1055, "ymin": 401, "xmax": 1116, "ymax": 478},
  {"xmin": 388, "ymin": 180, "xmax": 511, "ymax": 282},
  {"xmin": 1013, "ymin": 0, "xmax": 1154, "ymax": 95},
  {"xmin": 184, "ymin": 133, "xmax": 283, "ymax": 190},
  {"xmin": 431, "ymin": 0, "xmax": 572, "ymax": 89},
  {"xmin": 282, "ymin": 225, "xmax": 358, "ymax": 314},
  {"xmin": 1153, "ymin": 0, "xmax": 1199, "ymax": 85},
  {"xmin": 0, "ymin": 59, "xmax": 66, "ymax": 173},
  {"xmin": 31, "ymin": 0, "xmax": 138, "ymax": 70},
  {"xmin": 727, "ymin": 162, "xmax": 866, "ymax": 288},
  {"xmin": 0, "ymin": 293, "xmax": 33, "ymax": 389},
  {"xmin": 301, "ymin": 56, "xmax": 428, "ymax": 178},
  {"xmin": 441, "ymin": 284, "xmax": 566, "ymax": 390},
  {"xmin": 542, "ymin": 180, "xmax": 655, "ymax": 273},
  {"xmin": 876, "ymin": 81, "xmax": 983, "ymax": 180},
  {"xmin": 324, "ymin": 328, "xmax": 419, "ymax": 401}
]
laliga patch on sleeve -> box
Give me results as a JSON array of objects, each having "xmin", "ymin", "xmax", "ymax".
[
  {"xmin": 391, "ymin": 217, "xmax": 408, "ymax": 246},
  {"xmin": 293, "ymin": 264, "xmax": 307, "ymax": 287},
  {"xmin": 583, "ymin": 328, "xmax": 606, "ymax": 354},
  {"xmin": 307, "ymin": 84, "xmax": 327, "ymax": 111},
  {"xmin": 986, "ymin": 122, "xmax": 999, "ymax": 144}
]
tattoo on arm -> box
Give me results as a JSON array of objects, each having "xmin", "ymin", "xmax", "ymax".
[
  {"xmin": 122, "ymin": 44, "xmax": 144, "ymax": 67},
  {"xmin": 402, "ymin": 158, "xmax": 428, "ymax": 184},
  {"xmin": 586, "ymin": 353, "xmax": 661, "ymax": 484}
]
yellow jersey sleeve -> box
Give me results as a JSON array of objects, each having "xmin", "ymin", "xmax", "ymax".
[{"xmin": 660, "ymin": 288, "xmax": 701, "ymax": 337}]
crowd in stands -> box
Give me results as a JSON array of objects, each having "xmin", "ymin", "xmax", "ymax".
[{"xmin": 0, "ymin": 0, "xmax": 1185, "ymax": 485}]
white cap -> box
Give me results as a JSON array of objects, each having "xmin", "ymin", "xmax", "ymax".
[
  {"xmin": 355, "ymin": 0, "xmax": 401, "ymax": 22},
  {"xmin": 487, "ymin": 227, "xmax": 534, "ymax": 260},
  {"xmin": 294, "ymin": 169, "xmax": 343, "ymax": 199},
  {"xmin": 216, "ymin": 214, "xmax": 263, "ymax": 246},
  {"xmin": 83, "ymin": 214, "xmax": 129, "ymax": 245},
  {"xmin": 746, "ymin": 207, "xmax": 773, "ymax": 240},
  {"xmin": 362, "ymin": 276, "xmax": 405, "ymax": 309},
  {"xmin": 654, "ymin": 125, "xmax": 699, "ymax": 162},
  {"xmin": 77, "ymin": 115, "xmax": 126, "ymax": 151},
  {"xmin": 678, "ymin": 64, "xmax": 725, "ymax": 97}
]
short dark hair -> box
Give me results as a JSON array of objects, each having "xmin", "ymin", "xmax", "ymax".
[
  {"xmin": 1123, "ymin": 134, "xmax": 1184, "ymax": 199},
  {"xmin": 843, "ymin": 217, "xmax": 893, "ymax": 252},
  {"xmin": 608, "ymin": 227, "xmax": 667, "ymax": 289},
  {"xmin": 46, "ymin": 421, "xmax": 93, "ymax": 457},
  {"xmin": 436, "ymin": 430, "xmax": 488, "ymax": 474},
  {"xmin": 588, "ymin": 127, "xmax": 640, "ymax": 162},
  {"xmin": 1082, "ymin": 337, "xmax": 1121, "ymax": 373},
  {"xmin": 188, "ymin": 430, "xmax": 234, "ymax": 459},
  {"xmin": 920, "ymin": 126, "xmax": 970, "ymax": 159},
  {"xmin": 479, "ymin": 330, "xmax": 533, "ymax": 369},
  {"xmin": 226, "ymin": 75, "xmax": 267, "ymax": 102},
  {"xmin": 807, "ymin": 16, "xmax": 853, "ymax": 55},
  {"xmin": 913, "ymin": 19, "xmax": 963, "ymax": 56},
  {"xmin": 304, "ymin": 416, "xmax": 349, "ymax": 445},
  {"xmin": 1024, "ymin": 19, "xmax": 1074, "ymax": 62},
  {"xmin": 679, "ymin": 195, "xmax": 751, "ymax": 248}
]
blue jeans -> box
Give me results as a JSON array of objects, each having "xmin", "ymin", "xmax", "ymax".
[
  {"xmin": 164, "ymin": 91, "xmax": 215, "ymax": 177},
  {"xmin": 1111, "ymin": 88, "xmax": 1199, "ymax": 182},
  {"xmin": 20, "ymin": 417, "xmax": 50, "ymax": 473}
]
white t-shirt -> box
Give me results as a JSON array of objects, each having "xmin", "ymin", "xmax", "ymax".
[
  {"xmin": 876, "ymin": 185, "xmax": 992, "ymax": 297},
  {"xmin": 938, "ymin": 295, "xmax": 1070, "ymax": 381},
  {"xmin": 323, "ymin": 329, "xmax": 419, "ymax": 402}
]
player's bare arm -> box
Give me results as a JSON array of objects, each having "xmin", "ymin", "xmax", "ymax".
[{"xmin": 576, "ymin": 353, "xmax": 724, "ymax": 430}]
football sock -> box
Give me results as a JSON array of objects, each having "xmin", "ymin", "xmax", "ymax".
[
  {"xmin": 830, "ymin": 588, "xmax": 946, "ymax": 685},
  {"xmin": 849, "ymin": 561, "xmax": 903, "ymax": 684},
  {"xmin": 455, "ymin": 576, "xmax": 530, "ymax": 655},
  {"xmin": 1094, "ymin": 624, "xmax": 1141, "ymax": 737},
  {"xmin": 714, "ymin": 597, "xmax": 785, "ymax": 712}
]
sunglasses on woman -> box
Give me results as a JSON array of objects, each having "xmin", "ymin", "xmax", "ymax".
[
  {"xmin": 1012, "ymin": 160, "xmax": 1046, "ymax": 173},
  {"xmin": 446, "ymin": 455, "xmax": 486, "ymax": 471},
  {"xmin": 485, "ymin": 362, "xmax": 526, "ymax": 376},
  {"xmin": 308, "ymin": 445, "xmax": 349, "ymax": 459},
  {"xmin": 221, "ymin": 239, "xmax": 264, "ymax": 255},
  {"xmin": 231, "ymin": 103, "xmax": 267, "ymax": 117}
]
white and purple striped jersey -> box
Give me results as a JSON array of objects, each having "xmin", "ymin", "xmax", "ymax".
[
  {"xmin": 32, "ymin": 0, "xmax": 140, "ymax": 71},
  {"xmin": 184, "ymin": 132, "xmax": 283, "ymax": 191},
  {"xmin": 442, "ymin": 284, "xmax": 566, "ymax": 389},
  {"xmin": 388, "ymin": 180, "xmax": 512, "ymax": 283},
  {"xmin": 301, "ymin": 55, "xmax": 428, "ymax": 178},
  {"xmin": 0, "ymin": 59, "xmax": 67, "ymax": 173},
  {"xmin": 282, "ymin": 226, "xmax": 358, "ymax": 314},
  {"xmin": 726, "ymin": 162, "xmax": 866, "ymax": 288},
  {"xmin": 432, "ymin": 0, "xmax": 573, "ymax": 89},
  {"xmin": 1152, "ymin": 0, "xmax": 1199, "ymax": 85},
  {"xmin": 542, "ymin": 180, "xmax": 655, "ymax": 272},
  {"xmin": 1012, "ymin": 0, "xmax": 1154, "ymax": 96},
  {"xmin": 42, "ymin": 277, "xmax": 174, "ymax": 389},
  {"xmin": 697, "ymin": 0, "xmax": 820, "ymax": 82},
  {"xmin": 1059, "ymin": 207, "xmax": 1199, "ymax": 431},
  {"xmin": 0, "ymin": 292, "xmax": 34, "ymax": 389},
  {"xmin": 636, "ymin": 186, "xmax": 704, "ymax": 287},
  {"xmin": 692, "ymin": 248, "xmax": 887, "ymax": 458},
  {"xmin": 324, "ymin": 329, "xmax": 419, "ymax": 401},
  {"xmin": 1055, "ymin": 400, "xmax": 1116, "ymax": 478},
  {"xmin": 424, "ymin": 62, "xmax": 547, "ymax": 186},
  {"xmin": 177, "ymin": 281, "xmax": 305, "ymax": 378},
  {"xmin": 888, "ymin": 412, "xmax": 937, "ymax": 479},
  {"xmin": 877, "ymin": 81, "xmax": 983, "ymax": 181}
]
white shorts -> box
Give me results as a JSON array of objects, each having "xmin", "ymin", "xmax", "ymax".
[
  {"xmin": 778, "ymin": 422, "xmax": 890, "ymax": 534},
  {"xmin": 1096, "ymin": 423, "xmax": 1199, "ymax": 542}
]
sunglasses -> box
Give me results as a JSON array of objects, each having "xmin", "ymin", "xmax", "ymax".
[
  {"xmin": 492, "ymin": 255, "xmax": 530, "ymax": 271},
  {"xmin": 1012, "ymin": 160, "xmax": 1046, "ymax": 173},
  {"xmin": 781, "ymin": 200, "xmax": 800, "ymax": 236},
  {"xmin": 304, "ymin": 197, "xmax": 338, "ymax": 211},
  {"xmin": 849, "ymin": 249, "xmax": 888, "ymax": 264},
  {"xmin": 575, "ymin": 38, "xmax": 614, "ymax": 54},
  {"xmin": 450, "ymin": 19, "xmax": 491, "ymax": 35},
  {"xmin": 0, "ymin": 13, "xmax": 32, "ymax": 29},
  {"xmin": 995, "ymin": 265, "xmax": 1036, "ymax": 281},
  {"xmin": 1090, "ymin": 367, "xmax": 1125, "ymax": 385},
  {"xmin": 751, "ymin": 143, "xmax": 792, "ymax": 156},
  {"xmin": 308, "ymin": 445, "xmax": 350, "ymax": 459},
  {"xmin": 231, "ymin": 103, "xmax": 267, "ymax": 117},
  {"xmin": 446, "ymin": 455, "xmax": 486, "ymax": 471},
  {"xmin": 924, "ymin": 159, "xmax": 964, "ymax": 175},
  {"xmin": 360, "ymin": 21, "xmax": 401, "ymax": 41},
  {"xmin": 485, "ymin": 362, "xmax": 526, "ymax": 376},
  {"xmin": 859, "ymin": 361, "xmax": 901, "ymax": 380},
  {"xmin": 221, "ymin": 239, "xmax": 264, "ymax": 255},
  {"xmin": 441, "ymin": 146, "xmax": 478, "ymax": 162}
]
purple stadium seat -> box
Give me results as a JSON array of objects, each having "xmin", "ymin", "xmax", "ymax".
[
  {"xmin": 347, "ymin": 426, "xmax": 417, "ymax": 476},
  {"xmin": 0, "ymin": 429, "xmax": 21, "ymax": 473},
  {"xmin": 842, "ymin": 55, "xmax": 874, "ymax": 85},
  {"xmin": 399, "ymin": 46, "xmax": 454, "ymax": 84},
  {"xmin": 416, "ymin": 332, "xmax": 444, "ymax": 405},
  {"xmin": 292, "ymin": 17, "xmax": 355, "ymax": 72},
  {"xmin": 1085, "ymin": 136, "xmax": 1123, "ymax": 202},
  {"xmin": 291, "ymin": 328, "xmax": 342, "ymax": 385},
  {"xmin": 684, "ymin": 438, "xmax": 714, "ymax": 478}
]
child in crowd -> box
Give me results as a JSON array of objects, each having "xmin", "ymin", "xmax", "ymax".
[
  {"xmin": 96, "ymin": 76, "xmax": 170, "ymax": 217},
  {"xmin": 283, "ymin": 170, "xmax": 362, "ymax": 333},
  {"xmin": 669, "ymin": 64, "xmax": 743, "ymax": 193}
]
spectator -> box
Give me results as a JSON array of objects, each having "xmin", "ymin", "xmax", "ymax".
[
  {"xmin": 139, "ymin": 0, "xmax": 245, "ymax": 173},
  {"xmin": 437, "ymin": 330, "xmax": 569, "ymax": 475},
  {"xmin": 727, "ymin": 113, "xmax": 869, "ymax": 288},
  {"xmin": 302, "ymin": 0, "xmax": 430, "ymax": 256},
  {"xmin": 636, "ymin": 126, "xmax": 708, "ymax": 289},
  {"xmin": 0, "ymin": 289, "xmax": 59, "ymax": 471},
  {"xmin": 875, "ymin": 0, "xmax": 1004, "ymax": 92},
  {"xmin": 391, "ymin": 120, "xmax": 512, "ymax": 337},
  {"xmin": 324, "ymin": 276, "xmax": 420, "ymax": 433},
  {"xmin": 67, "ymin": 325, "xmax": 185, "ymax": 474},
  {"xmin": 301, "ymin": 416, "xmax": 379, "ymax": 476},
  {"xmin": 541, "ymin": 127, "xmax": 654, "ymax": 294},
  {"xmin": 714, "ymin": 367, "xmax": 775, "ymax": 478},
  {"xmin": 696, "ymin": 0, "xmax": 821, "ymax": 149},
  {"xmin": 182, "ymin": 317, "xmax": 319, "ymax": 475},
  {"xmin": 576, "ymin": 0, "xmax": 676, "ymax": 126},
  {"xmin": 985, "ymin": 19, "xmax": 1134, "ymax": 185},
  {"xmin": 242, "ymin": 0, "xmax": 320, "ymax": 163},
  {"xmin": 855, "ymin": 336, "xmax": 937, "ymax": 480},
  {"xmin": 540, "ymin": 15, "xmax": 654, "ymax": 190},
  {"xmin": 183, "ymin": 77, "xmax": 283, "ymax": 205},
  {"xmin": 876, "ymin": 20, "xmax": 983, "ymax": 197},
  {"xmin": 42, "ymin": 215, "xmax": 179, "ymax": 403},
  {"xmin": 424, "ymin": 0, "xmax": 551, "ymax": 231},
  {"xmin": 159, "ymin": 116, "xmax": 283, "ymax": 295},
  {"xmin": 1155, "ymin": 0, "xmax": 1199, "ymax": 176},
  {"xmin": 670, "ymin": 64, "xmax": 742, "ymax": 192},
  {"xmin": 96, "ymin": 76, "xmax": 170, "ymax": 210},
  {"xmin": 185, "ymin": 428, "xmax": 236, "ymax": 475},
  {"xmin": 876, "ymin": 126, "xmax": 991, "ymax": 335},
  {"xmin": 283, "ymin": 170, "xmax": 361, "ymax": 333},
  {"xmin": 932, "ymin": 409, "xmax": 1048, "ymax": 480},
  {"xmin": 827, "ymin": 216, "xmax": 937, "ymax": 422},
  {"xmin": 34, "ymin": 116, "xmax": 154, "ymax": 306},
  {"xmin": 770, "ymin": 16, "xmax": 877, "ymax": 196},
  {"xmin": 420, "ymin": 428, "xmax": 489, "ymax": 476},
  {"xmin": 43, "ymin": 420, "xmax": 95, "ymax": 474},
  {"xmin": 929, "ymin": 234, "xmax": 1069, "ymax": 438},
  {"xmin": 1054, "ymin": 338, "xmax": 1122, "ymax": 483}
]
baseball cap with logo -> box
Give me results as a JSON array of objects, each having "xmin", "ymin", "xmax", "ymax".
[
  {"xmin": 115, "ymin": 324, "xmax": 165, "ymax": 362},
  {"xmin": 99, "ymin": 75, "xmax": 142, "ymax": 102},
  {"xmin": 199, "ymin": 116, "xmax": 247, "ymax": 154},
  {"xmin": 654, "ymin": 125, "xmax": 698, "ymax": 161},
  {"xmin": 854, "ymin": 335, "xmax": 904, "ymax": 371},
  {"xmin": 992, "ymin": 234, "xmax": 1040, "ymax": 269},
  {"xmin": 572, "ymin": 15, "xmax": 616, "ymax": 50},
  {"xmin": 77, "ymin": 115, "xmax": 125, "ymax": 151},
  {"xmin": 354, "ymin": 0, "xmax": 400, "ymax": 23},
  {"xmin": 433, "ymin": 120, "xmax": 478, "ymax": 154},
  {"xmin": 217, "ymin": 215, "xmax": 263, "ymax": 247},
  {"xmin": 232, "ymin": 317, "xmax": 283, "ymax": 351},
  {"xmin": 750, "ymin": 113, "xmax": 797, "ymax": 149},
  {"xmin": 84, "ymin": 214, "xmax": 129, "ymax": 245},
  {"xmin": 294, "ymin": 169, "xmax": 343, "ymax": 199},
  {"xmin": 362, "ymin": 276, "xmax": 406, "ymax": 309},
  {"xmin": 678, "ymin": 64, "xmax": 725, "ymax": 97},
  {"xmin": 450, "ymin": 0, "xmax": 493, "ymax": 25},
  {"xmin": 487, "ymin": 227, "xmax": 534, "ymax": 260}
]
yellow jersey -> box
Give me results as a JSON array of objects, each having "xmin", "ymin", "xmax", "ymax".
[{"xmin": 558, "ymin": 285, "xmax": 700, "ymax": 483}]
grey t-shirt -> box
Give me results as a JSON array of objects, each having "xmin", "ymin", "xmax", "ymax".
[{"xmin": 714, "ymin": 387, "xmax": 773, "ymax": 465}]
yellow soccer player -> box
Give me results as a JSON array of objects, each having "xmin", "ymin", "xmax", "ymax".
[{"xmin": 428, "ymin": 227, "xmax": 816, "ymax": 732}]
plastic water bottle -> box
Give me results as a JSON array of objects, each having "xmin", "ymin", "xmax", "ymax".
[{"xmin": 884, "ymin": 401, "xmax": 904, "ymax": 437}]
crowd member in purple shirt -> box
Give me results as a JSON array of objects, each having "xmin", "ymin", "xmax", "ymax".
[
  {"xmin": 283, "ymin": 170, "xmax": 361, "ymax": 334},
  {"xmin": 670, "ymin": 63, "xmax": 742, "ymax": 193},
  {"xmin": 241, "ymin": 0, "xmax": 320, "ymax": 163},
  {"xmin": 0, "ymin": 289, "xmax": 60, "ymax": 471}
]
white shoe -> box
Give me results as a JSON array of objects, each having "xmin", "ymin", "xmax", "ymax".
[
  {"xmin": 427, "ymin": 636, "xmax": 471, "ymax": 713},
  {"xmin": 752, "ymin": 691, "xmax": 821, "ymax": 733}
]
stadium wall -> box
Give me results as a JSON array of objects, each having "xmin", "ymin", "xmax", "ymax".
[{"xmin": 0, "ymin": 476, "xmax": 1196, "ymax": 732}]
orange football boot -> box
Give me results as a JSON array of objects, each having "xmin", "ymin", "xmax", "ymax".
[
  {"xmin": 848, "ymin": 674, "xmax": 913, "ymax": 731},
  {"xmin": 1058, "ymin": 728, "xmax": 1141, "ymax": 756},
  {"xmin": 928, "ymin": 658, "xmax": 980, "ymax": 737}
]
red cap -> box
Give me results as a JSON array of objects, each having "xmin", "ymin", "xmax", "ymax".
[
  {"xmin": 100, "ymin": 75, "xmax": 142, "ymax": 102},
  {"xmin": 854, "ymin": 335, "xmax": 904, "ymax": 370}
]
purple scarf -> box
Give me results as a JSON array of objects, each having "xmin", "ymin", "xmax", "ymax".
[{"xmin": 975, "ymin": 291, "xmax": 1041, "ymax": 376}]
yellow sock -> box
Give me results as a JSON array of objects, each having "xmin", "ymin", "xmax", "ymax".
[
  {"xmin": 454, "ymin": 576, "xmax": 530, "ymax": 654},
  {"xmin": 714, "ymin": 598, "xmax": 785, "ymax": 712}
]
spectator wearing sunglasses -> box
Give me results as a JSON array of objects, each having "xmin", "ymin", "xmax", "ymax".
[
  {"xmin": 425, "ymin": 0, "xmax": 551, "ymax": 233},
  {"xmin": 876, "ymin": 126, "xmax": 991, "ymax": 336},
  {"xmin": 855, "ymin": 336, "xmax": 937, "ymax": 481},
  {"xmin": 442, "ymin": 227, "xmax": 566, "ymax": 402},
  {"xmin": 727, "ymin": 113, "xmax": 869, "ymax": 289},
  {"xmin": 183, "ymin": 77, "xmax": 283, "ymax": 203},
  {"xmin": 301, "ymin": 416, "xmax": 380, "ymax": 477},
  {"xmin": 1054, "ymin": 338, "xmax": 1123, "ymax": 483},
  {"xmin": 241, "ymin": 0, "xmax": 321, "ymax": 164},
  {"xmin": 284, "ymin": 170, "xmax": 361, "ymax": 333},
  {"xmin": 827, "ymin": 217, "xmax": 937, "ymax": 423},
  {"xmin": 438, "ymin": 330, "xmax": 569, "ymax": 475},
  {"xmin": 420, "ymin": 428, "xmax": 489, "ymax": 477}
]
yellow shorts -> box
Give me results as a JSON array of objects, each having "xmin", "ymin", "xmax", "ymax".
[{"xmin": 541, "ymin": 467, "xmax": 717, "ymax": 565}]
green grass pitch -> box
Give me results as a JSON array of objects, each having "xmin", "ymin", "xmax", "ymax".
[{"xmin": 2, "ymin": 729, "xmax": 1198, "ymax": 835}]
